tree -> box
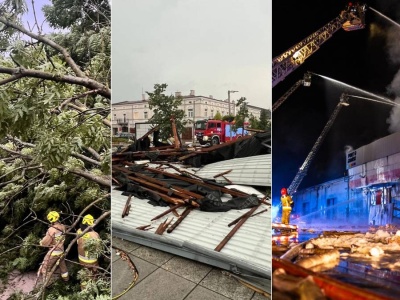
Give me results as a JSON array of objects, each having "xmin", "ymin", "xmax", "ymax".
[
  {"xmin": 235, "ymin": 97, "xmax": 249, "ymax": 128},
  {"xmin": 0, "ymin": 1, "xmax": 111, "ymax": 298},
  {"xmin": 259, "ymin": 108, "xmax": 271, "ymax": 131},
  {"xmin": 222, "ymin": 114, "xmax": 235, "ymax": 122},
  {"xmin": 214, "ymin": 111, "xmax": 222, "ymax": 120},
  {"xmin": 43, "ymin": 0, "xmax": 111, "ymax": 32},
  {"xmin": 147, "ymin": 83, "xmax": 187, "ymax": 141},
  {"xmin": 249, "ymin": 113, "xmax": 260, "ymax": 129}
]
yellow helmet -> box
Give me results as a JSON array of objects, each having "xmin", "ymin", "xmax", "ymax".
[
  {"xmin": 47, "ymin": 211, "xmax": 60, "ymax": 223},
  {"xmin": 82, "ymin": 214, "xmax": 95, "ymax": 226}
]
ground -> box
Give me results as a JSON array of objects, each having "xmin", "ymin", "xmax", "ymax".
[{"xmin": 112, "ymin": 237, "xmax": 269, "ymax": 300}]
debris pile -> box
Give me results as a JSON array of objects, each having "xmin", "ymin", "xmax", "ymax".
[
  {"xmin": 112, "ymin": 161, "xmax": 270, "ymax": 251},
  {"xmin": 112, "ymin": 119, "xmax": 270, "ymax": 168},
  {"xmin": 272, "ymin": 228, "xmax": 400, "ymax": 300},
  {"xmin": 112, "ymin": 120, "xmax": 271, "ymax": 297},
  {"xmin": 271, "ymin": 257, "xmax": 393, "ymax": 300}
]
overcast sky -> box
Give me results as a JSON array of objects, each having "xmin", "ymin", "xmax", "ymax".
[
  {"xmin": 21, "ymin": 0, "xmax": 52, "ymax": 33},
  {"xmin": 111, "ymin": 0, "xmax": 271, "ymax": 109}
]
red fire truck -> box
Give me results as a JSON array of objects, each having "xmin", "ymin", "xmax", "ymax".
[{"xmin": 195, "ymin": 119, "xmax": 249, "ymax": 145}]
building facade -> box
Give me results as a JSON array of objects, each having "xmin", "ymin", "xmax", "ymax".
[
  {"xmin": 112, "ymin": 90, "xmax": 268, "ymax": 135},
  {"xmin": 292, "ymin": 132, "xmax": 400, "ymax": 228}
]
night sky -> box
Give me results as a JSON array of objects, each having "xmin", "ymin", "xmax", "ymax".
[{"xmin": 272, "ymin": 0, "xmax": 400, "ymax": 206}]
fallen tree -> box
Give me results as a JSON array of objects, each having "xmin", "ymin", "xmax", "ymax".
[{"xmin": 0, "ymin": 0, "xmax": 111, "ymax": 298}]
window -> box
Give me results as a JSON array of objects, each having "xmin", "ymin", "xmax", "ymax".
[
  {"xmin": 204, "ymin": 108, "xmax": 208, "ymax": 117},
  {"xmin": 188, "ymin": 108, "xmax": 193, "ymax": 117},
  {"xmin": 195, "ymin": 121, "xmax": 206, "ymax": 130},
  {"xmin": 211, "ymin": 110, "xmax": 214, "ymax": 117},
  {"xmin": 144, "ymin": 112, "xmax": 148, "ymax": 119}
]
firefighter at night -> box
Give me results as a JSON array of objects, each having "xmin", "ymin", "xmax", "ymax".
[
  {"xmin": 39, "ymin": 211, "xmax": 69, "ymax": 284},
  {"xmin": 280, "ymin": 188, "xmax": 294, "ymax": 225}
]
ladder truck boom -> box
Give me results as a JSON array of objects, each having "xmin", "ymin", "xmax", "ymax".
[
  {"xmin": 272, "ymin": 16, "xmax": 344, "ymax": 88},
  {"xmin": 272, "ymin": 72, "xmax": 312, "ymax": 112},
  {"xmin": 272, "ymin": 3, "xmax": 366, "ymax": 88},
  {"xmin": 272, "ymin": 79, "xmax": 303, "ymax": 112},
  {"xmin": 287, "ymin": 94, "xmax": 350, "ymax": 195}
]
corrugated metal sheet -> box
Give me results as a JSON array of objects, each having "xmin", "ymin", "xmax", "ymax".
[
  {"xmin": 111, "ymin": 186, "xmax": 271, "ymax": 281},
  {"xmin": 194, "ymin": 154, "xmax": 271, "ymax": 187}
]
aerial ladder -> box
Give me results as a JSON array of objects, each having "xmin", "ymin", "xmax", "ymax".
[
  {"xmin": 272, "ymin": 72, "xmax": 312, "ymax": 112},
  {"xmin": 272, "ymin": 2, "xmax": 367, "ymax": 88},
  {"xmin": 287, "ymin": 94, "xmax": 350, "ymax": 195}
]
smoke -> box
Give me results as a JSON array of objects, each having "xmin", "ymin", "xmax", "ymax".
[
  {"xmin": 386, "ymin": 96, "xmax": 400, "ymax": 133},
  {"xmin": 385, "ymin": 22, "xmax": 400, "ymax": 133}
]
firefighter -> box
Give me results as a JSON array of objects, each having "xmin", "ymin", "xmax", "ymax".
[
  {"xmin": 281, "ymin": 188, "xmax": 294, "ymax": 225},
  {"xmin": 77, "ymin": 214, "xmax": 101, "ymax": 289},
  {"xmin": 39, "ymin": 211, "xmax": 69, "ymax": 284}
]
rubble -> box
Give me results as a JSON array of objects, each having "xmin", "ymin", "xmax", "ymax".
[
  {"xmin": 112, "ymin": 118, "xmax": 270, "ymax": 168},
  {"xmin": 273, "ymin": 228, "xmax": 400, "ymax": 299},
  {"xmin": 111, "ymin": 120, "xmax": 272, "ymax": 294}
]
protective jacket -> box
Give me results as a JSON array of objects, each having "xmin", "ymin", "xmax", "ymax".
[
  {"xmin": 281, "ymin": 194, "xmax": 294, "ymax": 225},
  {"xmin": 281, "ymin": 194, "xmax": 293, "ymax": 208},
  {"xmin": 39, "ymin": 222, "xmax": 69, "ymax": 282},
  {"xmin": 77, "ymin": 229, "xmax": 101, "ymax": 264},
  {"xmin": 40, "ymin": 222, "xmax": 66, "ymax": 256}
]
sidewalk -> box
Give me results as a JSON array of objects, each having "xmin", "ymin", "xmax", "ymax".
[{"xmin": 112, "ymin": 237, "xmax": 269, "ymax": 300}]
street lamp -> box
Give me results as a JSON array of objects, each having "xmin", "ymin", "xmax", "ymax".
[
  {"xmin": 228, "ymin": 90, "xmax": 238, "ymax": 117},
  {"xmin": 192, "ymin": 99, "xmax": 196, "ymax": 144}
]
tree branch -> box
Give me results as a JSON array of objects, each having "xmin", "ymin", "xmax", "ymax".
[
  {"xmin": 0, "ymin": 144, "xmax": 33, "ymax": 160},
  {"xmin": 0, "ymin": 164, "xmax": 40, "ymax": 181},
  {"xmin": 0, "ymin": 73, "xmax": 24, "ymax": 85},
  {"xmin": 0, "ymin": 15, "xmax": 86, "ymax": 78},
  {"xmin": 6, "ymin": 136, "xmax": 103, "ymax": 166},
  {"xmin": 0, "ymin": 176, "xmax": 23, "ymax": 188},
  {"xmin": 6, "ymin": 135, "xmax": 36, "ymax": 147},
  {"xmin": 0, "ymin": 66, "xmax": 110, "ymax": 99},
  {"xmin": 67, "ymin": 168, "xmax": 111, "ymax": 187},
  {"xmin": 83, "ymin": 147, "xmax": 102, "ymax": 161},
  {"xmin": 67, "ymin": 103, "xmax": 111, "ymax": 127},
  {"xmin": 68, "ymin": 194, "xmax": 110, "ymax": 232},
  {"xmin": 71, "ymin": 152, "xmax": 101, "ymax": 166},
  {"xmin": 58, "ymin": 89, "xmax": 101, "ymax": 111}
]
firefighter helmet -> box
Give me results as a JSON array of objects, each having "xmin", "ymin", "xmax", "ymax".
[
  {"xmin": 47, "ymin": 211, "xmax": 60, "ymax": 223},
  {"xmin": 281, "ymin": 188, "xmax": 288, "ymax": 195},
  {"xmin": 82, "ymin": 214, "xmax": 95, "ymax": 226}
]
